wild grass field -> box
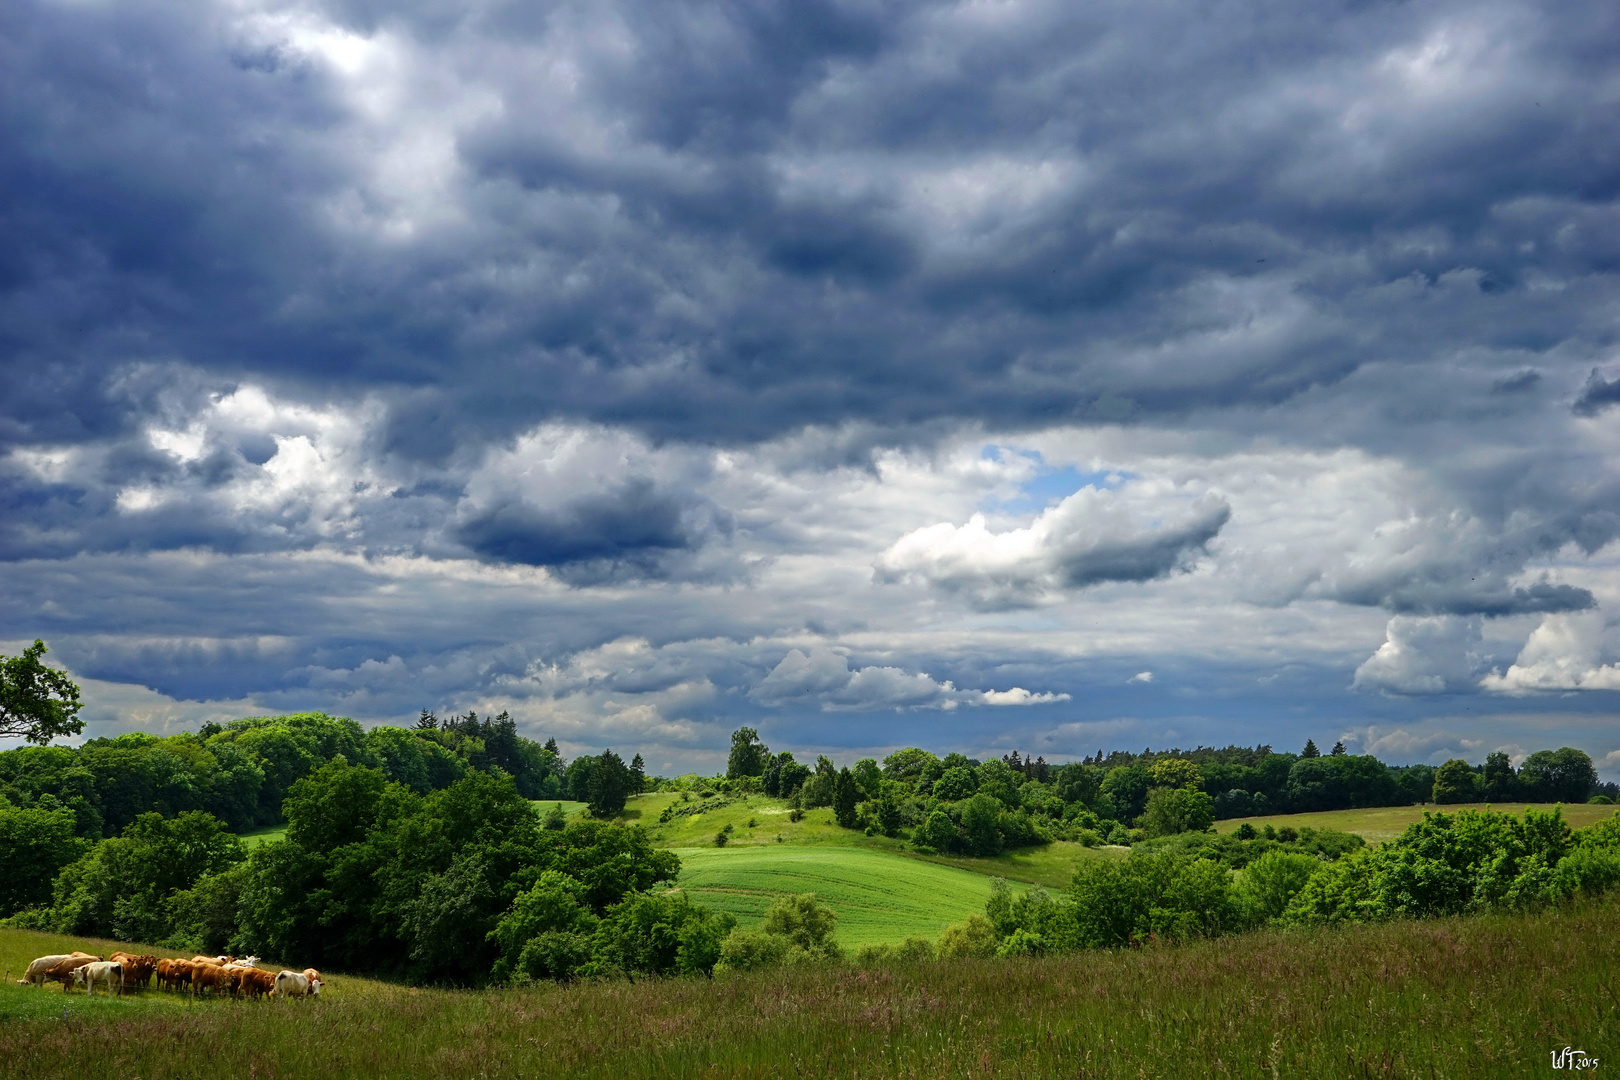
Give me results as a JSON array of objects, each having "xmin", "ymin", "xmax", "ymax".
[
  {"xmin": 672, "ymin": 845, "xmax": 1015, "ymax": 946},
  {"xmin": 1216, "ymin": 802, "xmax": 1615, "ymax": 844},
  {"xmin": 2, "ymin": 898, "xmax": 1613, "ymax": 1078}
]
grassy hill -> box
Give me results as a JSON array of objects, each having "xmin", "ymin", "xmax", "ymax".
[
  {"xmin": 1217, "ymin": 802, "xmax": 1617, "ymax": 844},
  {"xmin": 3, "ymin": 898, "xmax": 1613, "ymax": 1078},
  {"xmin": 672, "ymin": 845, "xmax": 1014, "ymax": 947}
]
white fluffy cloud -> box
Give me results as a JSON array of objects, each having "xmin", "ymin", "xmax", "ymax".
[
  {"xmin": 1481, "ymin": 614, "xmax": 1620, "ymax": 693},
  {"xmin": 750, "ymin": 649, "xmax": 1067, "ymax": 712},
  {"xmin": 1353, "ymin": 616, "xmax": 1485, "ymax": 695},
  {"xmin": 873, "ymin": 483, "xmax": 1230, "ymax": 609}
]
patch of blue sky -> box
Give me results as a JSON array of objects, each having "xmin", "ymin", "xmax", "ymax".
[{"xmin": 981, "ymin": 447, "xmax": 1131, "ymax": 515}]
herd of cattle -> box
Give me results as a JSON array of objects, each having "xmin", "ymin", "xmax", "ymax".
[{"xmin": 19, "ymin": 951, "xmax": 324, "ymax": 1000}]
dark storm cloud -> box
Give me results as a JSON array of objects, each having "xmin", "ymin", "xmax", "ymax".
[
  {"xmin": 455, "ymin": 479, "xmax": 733, "ymax": 580},
  {"xmin": 1058, "ymin": 503, "xmax": 1230, "ymax": 590},
  {"xmin": 1573, "ymin": 369, "xmax": 1620, "ymax": 417},
  {"xmin": 6, "ymin": 0, "xmax": 1619, "ymax": 454},
  {"xmin": 6, "ymin": 0, "xmax": 1620, "ymax": 768}
]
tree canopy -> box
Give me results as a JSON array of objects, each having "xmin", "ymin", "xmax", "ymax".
[{"xmin": 0, "ymin": 641, "xmax": 83, "ymax": 745}]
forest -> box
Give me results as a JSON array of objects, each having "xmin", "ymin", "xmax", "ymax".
[{"xmin": 3, "ymin": 708, "xmax": 1618, "ymax": 988}]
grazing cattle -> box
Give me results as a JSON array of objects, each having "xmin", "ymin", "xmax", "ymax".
[
  {"xmin": 156, "ymin": 958, "xmax": 187, "ymax": 992},
  {"xmin": 37, "ymin": 954, "xmax": 101, "ymax": 991},
  {"xmin": 238, "ymin": 969, "xmax": 277, "ymax": 999},
  {"xmin": 108, "ymin": 953, "xmax": 157, "ymax": 991},
  {"xmin": 303, "ymin": 968, "xmax": 323, "ymax": 994},
  {"xmin": 190, "ymin": 963, "xmax": 238, "ymax": 998},
  {"xmin": 20, "ymin": 955, "xmax": 73, "ymax": 986},
  {"xmin": 274, "ymin": 971, "xmax": 313, "ymax": 999},
  {"xmin": 73, "ymin": 961, "xmax": 124, "ymax": 997}
]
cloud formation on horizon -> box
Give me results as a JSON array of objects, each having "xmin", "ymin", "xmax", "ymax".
[{"xmin": 3, "ymin": 0, "xmax": 1620, "ymax": 774}]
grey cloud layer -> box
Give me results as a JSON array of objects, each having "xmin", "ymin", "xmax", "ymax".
[{"xmin": 4, "ymin": 0, "xmax": 1620, "ymax": 771}]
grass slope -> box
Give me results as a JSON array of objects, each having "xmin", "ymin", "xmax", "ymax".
[
  {"xmin": 672, "ymin": 846, "xmax": 1013, "ymax": 947},
  {"xmin": 1218, "ymin": 802, "xmax": 1618, "ymax": 844},
  {"xmin": 3, "ymin": 900, "xmax": 1615, "ymax": 1078}
]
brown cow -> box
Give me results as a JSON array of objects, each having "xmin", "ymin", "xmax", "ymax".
[
  {"xmin": 162, "ymin": 959, "xmax": 198, "ymax": 993},
  {"xmin": 189, "ymin": 963, "xmax": 238, "ymax": 998},
  {"xmin": 109, "ymin": 952, "xmax": 158, "ymax": 991},
  {"xmin": 38, "ymin": 954, "xmax": 101, "ymax": 991},
  {"xmin": 238, "ymin": 968, "xmax": 277, "ymax": 1000}
]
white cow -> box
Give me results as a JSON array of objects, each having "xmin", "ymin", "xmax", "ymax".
[
  {"xmin": 20, "ymin": 955, "xmax": 73, "ymax": 986},
  {"xmin": 73, "ymin": 961, "xmax": 124, "ymax": 997},
  {"xmin": 274, "ymin": 970, "xmax": 312, "ymax": 998}
]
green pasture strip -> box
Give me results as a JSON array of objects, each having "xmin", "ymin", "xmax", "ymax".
[
  {"xmin": 906, "ymin": 839, "xmax": 1126, "ymax": 889},
  {"xmin": 629, "ymin": 791, "xmax": 890, "ymax": 850},
  {"xmin": 4, "ymin": 898, "xmax": 1614, "ymax": 1078},
  {"xmin": 670, "ymin": 845, "xmax": 1011, "ymax": 946},
  {"xmin": 1217, "ymin": 802, "xmax": 1618, "ymax": 844},
  {"xmin": 527, "ymin": 800, "xmax": 590, "ymax": 820},
  {"xmin": 236, "ymin": 824, "xmax": 287, "ymax": 849}
]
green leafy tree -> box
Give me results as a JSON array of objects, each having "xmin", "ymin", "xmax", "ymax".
[
  {"xmin": 726, "ymin": 727, "xmax": 769, "ymax": 779},
  {"xmin": 851, "ymin": 758, "xmax": 882, "ymax": 799},
  {"xmin": 880, "ymin": 747, "xmax": 939, "ymax": 781},
  {"xmin": 934, "ymin": 766, "xmax": 977, "ymax": 801},
  {"xmin": 586, "ymin": 750, "xmax": 632, "ymax": 818},
  {"xmin": 0, "ymin": 641, "xmax": 84, "ymax": 745},
  {"xmin": 1148, "ymin": 759, "xmax": 1203, "ymax": 790},
  {"xmin": 1235, "ymin": 850, "xmax": 1321, "ymax": 923},
  {"xmin": 833, "ymin": 767, "xmax": 860, "ymax": 829},
  {"xmin": 1519, "ymin": 748, "xmax": 1598, "ymax": 803},
  {"xmin": 1482, "ymin": 751, "xmax": 1519, "ymax": 800},
  {"xmin": 801, "ymin": 755, "xmax": 838, "ymax": 808},
  {"xmin": 0, "ymin": 799, "xmax": 89, "ymax": 917},
  {"xmin": 961, "ymin": 793, "xmax": 1003, "ymax": 856},
  {"xmin": 1139, "ymin": 786, "xmax": 1215, "ymax": 838},
  {"xmin": 488, "ymin": 870, "xmax": 599, "ymax": 982},
  {"xmin": 1431, "ymin": 759, "xmax": 1481, "ymax": 804},
  {"xmin": 1099, "ymin": 764, "xmax": 1152, "ymax": 821},
  {"xmin": 917, "ymin": 809, "xmax": 958, "ymax": 852},
  {"xmin": 401, "ymin": 852, "xmax": 498, "ymax": 981}
]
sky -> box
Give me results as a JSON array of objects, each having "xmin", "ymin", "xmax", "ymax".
[{"xmin": 2, "ymin": 0, "xmax": 1619, "ymax": 778}]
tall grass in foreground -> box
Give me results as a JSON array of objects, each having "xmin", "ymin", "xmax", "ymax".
[{"xmin": 3, "ymin": 898, "xmax": 1617, "ymax": 1079}]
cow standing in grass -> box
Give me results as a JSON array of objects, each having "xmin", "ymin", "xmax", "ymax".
[
  {"xmin": 73, "ymin": 961, "xmax": 124, "ymax": 997},
  {"xmin": 24, "ymin": 953, "xmax": 100, "ymax": 990}
]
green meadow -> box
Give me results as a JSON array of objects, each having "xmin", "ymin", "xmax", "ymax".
[
  {"xmin": 1216, "ymin": 801, "xmax": 1615, "ymax": 844},
  {"xmin": 3, "ymin": 898, "xmax": 1614, "ymax": 1078},
  {"xmin": 671, "ymin": 845, "xmax": 1011, "ymax": 947}
]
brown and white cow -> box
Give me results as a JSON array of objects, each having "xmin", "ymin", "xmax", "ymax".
[{"xmin": 30, "ymin": 954, "xmax": 100, "ymax": 991}]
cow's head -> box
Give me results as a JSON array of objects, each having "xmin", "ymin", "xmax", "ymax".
[{"xmin": 71, "ymin": 967, "xmax": 86, "ymax": 986}]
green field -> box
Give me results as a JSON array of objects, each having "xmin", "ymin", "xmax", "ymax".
[
  {"xmin": 529, "ymin": 799, "xmax": 590, "ymax": 820},
  {"xmin": 2, "ymin": 899, "xmax": 1614, "ymax": 1078},
  {"xmin": 672, "ymin": 845, "xmax": 1016, "ymax": 947},
  {"xmin": 1217, "ymin": 802, "xmax": 1618, "ymax": 844},
  {"xmin": 236, "ymin": 824, "xmax": 287, "ymax": 849}
]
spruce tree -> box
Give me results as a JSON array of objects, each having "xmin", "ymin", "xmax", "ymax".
[{"xmin": 1301, "ymin": 739, "xmax": 1320, "ymax": 758}]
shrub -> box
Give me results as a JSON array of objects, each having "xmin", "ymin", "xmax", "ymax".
[
  {"xmin": 714, "ymin": 830, "xmax": 728, "ymax": 847},
  {"xmin": 937, "ymin": 914, "xmax": 998, "ymax": 959},
  {"xmin": 1235, "ymin": 850, "xmax": 1321, "ymax": 923}
]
